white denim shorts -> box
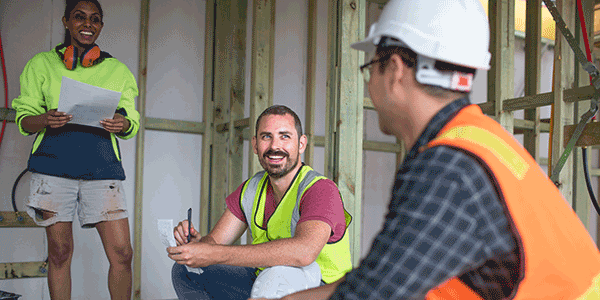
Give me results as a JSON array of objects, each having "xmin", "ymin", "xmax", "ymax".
[{"xmin": 26, "ymin": 173, "xmax": 128, "ymax": 228}]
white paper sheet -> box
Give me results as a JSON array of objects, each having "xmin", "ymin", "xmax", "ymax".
[
  {"xmin": 158, "ymin": 219, "xmax": 178, "ymax": 248},
  {"xmin": 157, "ymin": 219, "xmax": 203, "ymax": 275},
  {"xmin": 57, "ymin": 76, "xmax": 121, "ymax": 128}
]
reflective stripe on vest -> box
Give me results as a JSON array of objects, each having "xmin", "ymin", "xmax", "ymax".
[
  {"xmin": 239, "ymin": 165, "xmax": 353, "ymax": 283},
  {"xmin": 424, "ymin": 104, "xmax": 600, "ymax": 299}
]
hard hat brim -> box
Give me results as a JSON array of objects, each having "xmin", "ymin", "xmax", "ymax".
[{"xmin": 351, "ymin": 38, "xmax": 376, "ymax": 53}]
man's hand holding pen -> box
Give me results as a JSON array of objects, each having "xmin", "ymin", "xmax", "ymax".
[{"xmin": 172, "ymin": 219, "xmax": 200, "ymax": 245}]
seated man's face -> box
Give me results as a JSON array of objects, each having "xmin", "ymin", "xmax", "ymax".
[{"xmin": 253, "ymin": 113, "xmax": 304, "ymax": 179}]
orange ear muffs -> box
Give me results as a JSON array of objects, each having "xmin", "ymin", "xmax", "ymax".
[
  {"xmin": 81, "ymin": 45, "xmax": 101, "ymax": 68},
  {"xmin": 56, "ymin": 44, "xmax": 106, "ymax": 70},
  {"xmin": 62, "ymin": 45, "xmax": 77, "ymax": 70}
]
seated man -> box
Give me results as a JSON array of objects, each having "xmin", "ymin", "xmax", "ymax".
[{"xmin": 168, "ymin": 105, "xmax": 352, "ymax": 300}]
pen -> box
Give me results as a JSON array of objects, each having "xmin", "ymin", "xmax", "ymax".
[{"xmin": 187, "ymin": 208, "xmax": 192, "ymax": 243}]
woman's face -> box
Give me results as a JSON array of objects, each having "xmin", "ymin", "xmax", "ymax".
[{"xmin": 62, "ymin": 1, "xmax": 103, "ymax": 47}]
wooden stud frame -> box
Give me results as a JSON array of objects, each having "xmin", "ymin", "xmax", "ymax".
[
  {"xmin": 249, "ymin": 0, "xmax": 276, "ymax": 176},
  {"xmin": 489, "ymin": 0, "xmax": 516, "ymax": 132},
  {"xmin": 4, "ymin": 0, "xmax": 600, "ymax": 291},
  {"xmin": 572, "ymin": 0, "xmax": 595, "ymax": 229},
  {"xmin": 132, "ymin": 0, "xmax": 150, "ymax": 297},
  {"xmin": 0, "ymin": 213, "xmax": 46, "ymax": 280},
  {"xmin": 206, "ymin": 0, "xmax": 247, "ymax": 231},
  {"xmin": 326, "ymin": 0, "xmax": 365, "ymax": 266},
  {"xmin": 200, "ymin": 0, "xmax": 217, "ymax": 236},
  {"xmin": 0, "ymin": 212, "xmax": 39, "ymax": 228},
  {"xmin": 305, "ymin": 0, "xmax": 318, "ymax": 167},
  {"xmin": 524, "ymin": 0, "xmax": 543, "ymax": 161},
  {"xmin": 0, "ymin": 262, "xmax": 47, "ymax": 280},
  {"xmin": 551, "ymin": 0, "xmax": 576, "ymax": 201}
]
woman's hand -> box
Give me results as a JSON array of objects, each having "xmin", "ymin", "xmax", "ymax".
[
  {"xmin": 21, "ymin": 109, "xmax": 72, "ymax": 133},
  {"xmin": 44, "ymin": 109, "xmax": 73, "ymax": 128},
  {"xmin": 101, "ymin": 113, "xmax": 130, "ymax": 133}
]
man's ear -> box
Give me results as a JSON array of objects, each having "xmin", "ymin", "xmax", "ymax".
[
  {"xmin": 388, "ymin": 54, "xmax": 406, "ymax": 84},
  {"xmin": 252, "ymin": 136, "xmax": 258, "ymax": 155},
  {"xmin": 298, "ymin": 135, "xmax": 307, "ymax": 154}
]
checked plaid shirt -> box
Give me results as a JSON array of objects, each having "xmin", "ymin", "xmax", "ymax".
[{"xmin": 330, "ymin": 97, "xmax": 521, "ymax": 299}]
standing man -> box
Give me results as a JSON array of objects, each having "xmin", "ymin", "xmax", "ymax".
[
  {"xmin": 253, "ymin": 0, "xmax": 600, "ymax": 299},
  {"xmin": 168, "ymin": 105, "xmax": 352, "ymax": 299}
]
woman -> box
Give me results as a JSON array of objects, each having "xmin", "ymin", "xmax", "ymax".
[{"xmin": 11, "ymin": 0, "xmax": 139, "ymax": 299}]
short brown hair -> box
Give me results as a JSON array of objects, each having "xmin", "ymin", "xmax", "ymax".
[{"xmin": 255, "ymin": 105, "xmax": 303, "ymax": 137}]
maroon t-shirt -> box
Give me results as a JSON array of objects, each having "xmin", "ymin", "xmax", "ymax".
[{"xmin": 226, "ymin": 178, "xmax": 347, "ymax": 243}]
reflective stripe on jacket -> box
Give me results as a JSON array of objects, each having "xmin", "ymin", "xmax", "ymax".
[
  {"xmin": 240, "ymin": 164, "xmax": 353, "ymax": 283},
  {"xmin": 424, "ymin": 104, "xmax": 600, "ymax": 299}
]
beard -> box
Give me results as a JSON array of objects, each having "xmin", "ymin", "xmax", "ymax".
[{"xmin": 259, "ymin": 149, "xmax": 300, "ymax": 179}]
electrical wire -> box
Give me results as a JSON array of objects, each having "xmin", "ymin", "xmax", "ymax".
[
  {"xmin": 0, "ymin": 32, "xmax": 8, "ymax": 150},
  {"xmin": 582, "ymin": 148, "xmax": 600, "ymax": 216},
  {"xmin": 575, "ymin": 0, "xmax": 600, "ymax": 216},
  {"xmin": 0, "ymin": 32, "xmax": 23, "ymax": 212},
  {"xmin": 11, "ymin": 168, "xmax": 28, "ymax": 212},
  {"xmin": 576, "ymin": 0, "xmax": 593, "ymax": 83}
]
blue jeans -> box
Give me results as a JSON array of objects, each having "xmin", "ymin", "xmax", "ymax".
[{"xmin": 172, "ymin": 263, "xmax": 257, "ymax": 300}]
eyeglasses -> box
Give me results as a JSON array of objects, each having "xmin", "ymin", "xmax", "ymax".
[{"xmin": 359, "ymin": 56, "xmax": 386, "ymax": 83}]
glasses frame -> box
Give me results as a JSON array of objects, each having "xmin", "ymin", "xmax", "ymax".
[{"xmin": 359, "ymin": 55, "xmax": 387, "ymax": 83}]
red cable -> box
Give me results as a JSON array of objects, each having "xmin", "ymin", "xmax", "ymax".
[
  {"xmin": 0, "ymin": 32, "xmax": 8, "ymax": 148},
  {"xmin": 577, "ymin": 0, "xmax": 593, "ymax": 81},
  {"xmin": 576, "ymin": 0, "xmax": 595, "ymax": 119}
]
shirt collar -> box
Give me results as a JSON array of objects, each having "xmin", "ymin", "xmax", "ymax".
[{"xmin": 405, "ymin": 97, "xmax": 471, "ymax": 160}]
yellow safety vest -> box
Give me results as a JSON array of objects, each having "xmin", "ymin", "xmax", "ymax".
[{"xmin": 240, "ymin": 165, "xmax": 353, "ymax": 283}]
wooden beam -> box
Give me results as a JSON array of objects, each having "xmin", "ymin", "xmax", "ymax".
[
  {"xmin": 305, "ymin": 0, "xmax": 318, "ymax": 167},
  {"xmin": 326, "ymin": 0, "xmax": 365, "ymax": 266},
  {"xmin": 314, "ymin": 136, "xmax": 402, "ymax": 153},
  {"xmin": 133, "ymin": 0, "xmax": 150, "ymax": 297},
  {"xmin": 572, "ymin": 0, "xmax": 595, "ymax": 231},
  {"xmin": 215, "ymin": 118, "xmax": 250, "ymax": 133},
  {"xmin": 208, "ymin": 0, "xmax": 247, "ymax": 230},
  {"xmin": 248, "ymin": 0, "xmax": 275, "ymax": 176},
  {"xmin": 0, "ymin": 262, "xmax": 48, "ymax": 280},
  {"xmin": 210, "ymin": 0, "xmax": 230, "ymax": 230},
  {"xmin": 366, "ymin": 0, "xmax": 387, "ymax": 4},
  {"xmin": 226, "ymin": 0, "xmax": 246, "ymax": 217},
  {"xmin": 488, "ymin": 0, "xmax": 515, "ymax": 132},
  {"xmin": 247, "ymin": 0, "xmax": 276, "ymax": 244},
  {"xmin": 564, "ymin": 121, "xmax": 600, "ymax": 147},
  {"xmin": 0, "ymin": 211, "xmax": 40, "ymax": 228},
  {"xmin": 363, "ymin": 98, "xmax": 374, "ymax": 110},
  {"xmin": 325, "ymin": 0, "xmax": 339, "ymax": 181},
  {"xmin": 0, "ymin": 108, "xmax": 16, "ymax": 123},
  {"xmin": 145, "ymin": 118, "xmax": 205, "ymax": 134},
  {"xmin": 478, "ymin": 85, "xmax": 595, "ymax": 114},
  {"xmin": 0, "ymin": 109, "xmax": 210, "ymax": 135},
  {"xmin": 523, "ymin": 0, "xmax": 542, "ymax": 161},
  {"xmin": 513, "ymin": 119, "xmax": 550, "ymax": 133},
  {"xmin": 200, "ymin": 0, "xmax": 216, "ymax": 236},
  {"xmin": 550, "ymin": 0, "xmax": 576, "ymax": 201}
]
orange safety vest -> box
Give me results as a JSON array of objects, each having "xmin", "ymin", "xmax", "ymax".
[{"xmin": 423, "ymin": 105, "xmax": 600, "ymax": 300}]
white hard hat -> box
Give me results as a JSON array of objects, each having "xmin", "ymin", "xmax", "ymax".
[
  {"xmin": 352, "ymin": 0, "xmax": 491, "ymax": 91},
  {"xmin": 250, "ymin": 262, "xmax": 321, "ymax": 299}
]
